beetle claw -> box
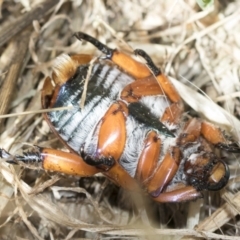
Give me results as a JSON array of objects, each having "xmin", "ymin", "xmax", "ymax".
[
  {"xmin": 216, "ymin": 142, "xmax": 240, "ymax": 153},
  {"xmin": 133, "ymin": 49, "xmax": 161, "ymax": 76},
  {"xmin": 0, "ymin": 148, "xmax": 17, "ymax": 164},
  {"xmin": 74, "ymin": 32, "xmax": 114, "ymax": 59},
  {"xmin": 82, "ymin": 153, "xmax": 115, "ymax": 171}
]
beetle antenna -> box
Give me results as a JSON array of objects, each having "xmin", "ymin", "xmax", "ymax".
[
  {"xmin": 74, "ymin": 32, "xmax": 114, "ymax": 59},
  {"xmin": 134, "ymin": 49, "xmax": 161, "ymax": 76}
]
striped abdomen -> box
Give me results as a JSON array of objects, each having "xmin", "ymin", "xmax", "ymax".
[
  {"xmin": 47, "ymin": 62, "xmax": 135, "ymax": 154},
  {"xmin": 46, "ymin": 61, "xmax": 178, "ymax": 178}
]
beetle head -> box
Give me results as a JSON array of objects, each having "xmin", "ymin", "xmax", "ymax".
[{"xmin": 184, "ymin": 152, "xmax": 230, "ymax": 191}]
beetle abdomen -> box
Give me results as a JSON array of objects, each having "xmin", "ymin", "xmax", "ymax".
[
  {"xmin": 46, "ymin": 57, "xmax": 179, "ymax": 178},
  {"xmin": 47, "ymin": 62, "xmax": 135, "ymax": 154}
]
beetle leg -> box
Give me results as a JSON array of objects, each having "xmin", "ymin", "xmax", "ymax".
[
  {"xmin": 177, "ymin": 118, "xmax": 201, "ymax": 146},
  {"xmin": 148, "ymin": 149, "xmax": 230, "ymax": 202},
  {"xmin": 184, "ymin": 152, "xmax": 230, "ymax": 191},
  {"xmin": 104, "ymin": 165, "xmax": 140, "ymax": 191},
  {"xmin": 80, "ymin": 149, "xmax": 115, "ymax": 170},
  {"xmin": 201, "ymin": 121, "xmax": 240, "ymax": 152},
  {"xmin": 152, "ymin": 186, "xmax": 202, "ymax": 203},
  {"xmin": 81, "ymin": 100, "xmax": 140, "ymax": 191},
  {"xmin": 96, "ymin": 101, "xmax": 128, "ymax": 161},
  {"xmin": 146, "ymin": 146, "xmax": 182, "ymax": 196},
  {"xmin": 160, "ymin": 103, "xmax": 184, "ymax": 125},
  {"xmin": 177, "ymin": 118, "xmax": 231, "ymax": 191},
  {"xmin": 177, "ymin": 118, "xmax": 240, "ymax": 152},
  {"xmin": 133, "ymin": 49, "xmax": 181, "ymax": 103},
  {"xmin": 135, "ymin": 131, "xmax": 161, "ymax": 184},
  {"xmin": 0, "ymin": 147, "xmax": 100, "ymax": 176},
  {"xmin": 133, "ymin": 49, "xmax": 184, "ymax": 125},
  {"xmin": 1, "ymin": 146, "xmax": 140, "ymax": 191},
  {"xmin": 179, "ymin": 118, "xmax": 240, "ymax": 152},
  {"xmin": 74, "ymin": 32, "xmax": 152, "ymax": 79},
  {"xmin": 121, "ymin": 78, "xmax": 164, "ymax": 103}
]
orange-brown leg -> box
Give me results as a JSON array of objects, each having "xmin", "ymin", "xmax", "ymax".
[
  {"xmin": 97, "ymin": 101, "xmax": 128, "ymax": 161},
  {"xmin": 82, "ymin": 100, "xmax": 140, "ymax": 191},
  {"xmin": 104, "ymin": 164, "xmax": 140, "ymax": 191},
  {"xmin": 140, "ymin": 118, "xmax": 231, "ymax": 202},
  {"xmin": 150, "ymin": 150, "xmax": 229, "ymax": 202},
  {"xmin": 1, "ymin": 146, "xmax": 140, "ymax": 191},
  {"xmin": 74, "ymin": 32, "xmax": 152, "ymax": 79},
  {"xmin": 98, "ymin": 101, "xmax": 140, "ymax": 190},
  {"xmin": 177, "ymin": 118, "xmax": 240, "ymax": 152},
  {"xmin": 1, "ymin": 147, "xmax": 100, "ymax": 176},
  {"xmin": 110, "ymin": 50, "xmax": 151, "ymax": 79},
  {"xmin": 146, "ymin": 146, "xmax": 182, "ymax": 196},
  {"xmin": 134, "ymin": 130, "xmax": 191, "ymax": 200},
  {"xmin": 133, "ymin": 49, "xmax": 184, "ymax": 125},
  {"xmin": 178, "ymin": 119, "xmax": 240, "ymax": 152},
  {"xmin": 143, "ymin": 119, "xmax": 201, "ymax": 201},
  {"xmin": 201, "ymin": 121, "xmax": 240, "ymax": 152},
  {"xmin": 80, "ymin": 101, "xmax": 128, "ymax": 169},
  {"xmin": 152, "ymin": 186, "xmax": 202, "ymax": 203},
  {"xmin": 42, "ymin": 148, "xmax": 100, "ymax": 176},
  {"xmin": 121, "ymin": 78, "xmax": 164, "ymax": 103},
  {"xmin": 177, "ymin": 118, "xmax": 201, "ymax": 146},
  {"xmin": 135, "ymin": 131, "xmax": 161, "ymax": 184}
]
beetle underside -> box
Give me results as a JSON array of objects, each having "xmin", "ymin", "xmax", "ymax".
[{"xmin": 1, "ymin": 32, "xmax": 240, "ymax": 203}]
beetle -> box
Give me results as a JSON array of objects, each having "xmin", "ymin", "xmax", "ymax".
[{"xmin": 1, "ymin": 32, "xmax": 240, "ymax": 202}]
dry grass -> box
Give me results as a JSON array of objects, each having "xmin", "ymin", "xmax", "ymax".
[{"xmin": 0, "ymin": 0, "xmax": 240, "ymax": 239}]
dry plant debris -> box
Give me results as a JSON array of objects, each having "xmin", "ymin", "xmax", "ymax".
[{"xmin": 0, "ymin": 0, "xmax": 240, "ymax": 239}]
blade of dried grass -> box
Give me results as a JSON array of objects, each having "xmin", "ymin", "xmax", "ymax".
[
  {"xmin": 195, "ymin": 192, "xmax": 240, "ymax": 233},
  {"xmin": 0, "ymin": 163, "xmax": 18, "ymax": 223},
  {"xmin": 64, "ymin": 229, "xmax": 82, "ymax": 240},
  {"xmin": 29, "ymin": 175, "xmax": 61, "ymax": 195},
  {"xmin": 165, "ymin": 10, "xmax": 240, "ymax": 73},
  {"xmin": 16, "ymin": 198, "xmax": 44, "ymax": 240},
  {"xmin": 186, "ymin": 199, "xmax": 202, "ymax": 229},
  {"xmin": 170, "ymin": 76, "xmax": 240, "ymax": 133},
  {"xmin": 195, "ymin": 39, "xmax": 222, "ymax": 95},
  {"xmin": 0, "ymin": 173, "xmax": 15, "ymax": 226},
  {"xmin": 100, "ymin": 228, "xmax": 240, "ymax": 239},
  {"xmin": 0, "ymin": 0, "xmax": 59, "ymax": 47},
  {"xmin": 180, "ymin": 237, "xmax": 202, "ymax": 240},
  {"xmin": 0, "ymin": 28, "xmax": 31, "ymax": 131},
  {"xmin": 80, "ymin": 57, "xmax": 98, "ymax": 109},
  {"xmin": 0, "ymin": 106, "xmax": 73, "ymax": 120},
  {"xmin": 96, "ymin": 17, "xmax": 133, "ymax": 52},
  {"xmin": 0, "ymin": 165, "xmax": 117, "ymax": 231},
  {"xmin": 51, "ymin": 186, "xmax": 115, "ymax": 225},
  {"xmin": 223, "ymin": 192, "xmax": 240, "ymax": 213},
  {"xmin": 216, "ymin": 92, "xmax": 240, "ymax": 102}
]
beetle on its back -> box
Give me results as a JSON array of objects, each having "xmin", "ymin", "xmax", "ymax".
[{"xmin": 1, "ymin": 32, "xmax": 240, "ymax": 202}]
